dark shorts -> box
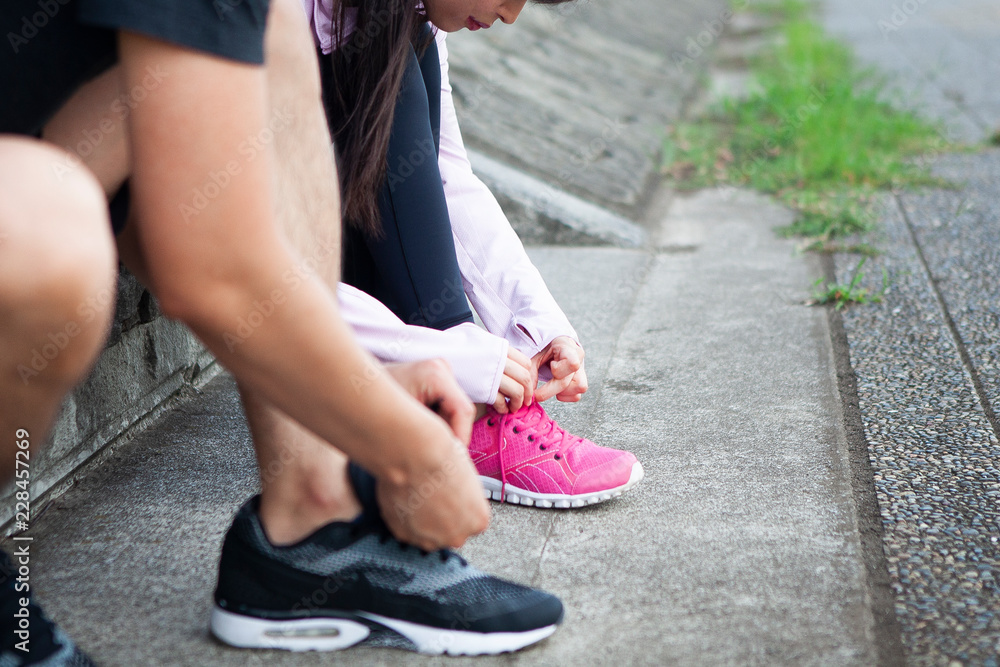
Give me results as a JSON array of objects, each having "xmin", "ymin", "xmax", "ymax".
[{"xmin": 1, "ymin": 0, "xmax": 270, "ymax": 235}]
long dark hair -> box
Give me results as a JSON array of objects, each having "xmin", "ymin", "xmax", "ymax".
[{"xmin": 326, "ymin": 0, "xmax": 574, "ymax": 237}]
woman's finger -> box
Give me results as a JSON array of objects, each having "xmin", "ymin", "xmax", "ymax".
[
  {"xmin": 498, "ymin": 375, "xmax": 525, "ymax": 412},
  {"xmin": 504, "ymin": 355, "xmax": 534, "ymax": 406},
  {"xmin": 534, "ymin": 373, "xmax": 574, "ymax": 402},
  {"xmin": 550, "ymin": 343, "xmax": 583, "ymax": 377},
  {"xmin": 555, "ymin": 367, "xmax": 589, "ymax": 402},
  {"xmin": 507, "ymin": 345, "xmax": 533, "ymax": 370}
]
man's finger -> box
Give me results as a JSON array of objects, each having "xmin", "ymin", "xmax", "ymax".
[{"xmin": 433, "ymin": 393, "xmax": 474, "ymax": 444}]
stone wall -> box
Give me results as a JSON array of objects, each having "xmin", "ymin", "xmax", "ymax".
[{"xmin": 1, "ymin": 270, "xmax": 217, "ymax": 528}]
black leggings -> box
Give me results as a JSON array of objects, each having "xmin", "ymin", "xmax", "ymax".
[{"xmin": 320, "ymin": 30, "xmax": 474, "ymax": 332}]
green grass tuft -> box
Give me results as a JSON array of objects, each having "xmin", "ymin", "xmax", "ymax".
[
  {"xmin": 810, "ymin": 257, "xmax": 888, "ymax": 309},
  {"xmin": 663, "ymin": 0, "xmax": 951, "ymax": 248}
]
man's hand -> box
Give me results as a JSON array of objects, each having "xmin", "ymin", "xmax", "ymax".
[
  {"xmin": 493, "ymin": 346, "xmax": 534, "ymax": 414},
  {"xmin": 380, "ymin": 359, "xmax": 488, "ymax": 550},
  {"xmin": 375, "ymin": 434, "xmax": 489, "ymax": 551},
  {"xmin": 385, "ymin": 359, "xmax": 475, "ymax": 444},
  {"xmin": 532, "ymin": 336, "xmax": 588, "ymax": 403}
]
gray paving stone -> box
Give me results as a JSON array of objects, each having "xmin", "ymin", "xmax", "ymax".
[
  {"xmin": 899, "ymin": 151, "xmax": 1000, "ymax": 413},
  {"xmin": 824, "ymin": 1, "xmax": 1000, "ymax": 662},
  {"xmin": 835, "ymin": 193, "xmax": 1000, "ymax": 664},
  {"xmin": 821, "ymin": 0, "xmax": 1000, "ymax": 143},
  {"xmin": 550, "ymin": 189, "xmax": 873, "ymax": 665}
]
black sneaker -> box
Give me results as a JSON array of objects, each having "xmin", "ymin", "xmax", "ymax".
[
  {"xmin": 0, "ymin": 550, "xmax": 95, "ymax": 666},
  {"xmin": 211, "ymin": 465, "xmax": 563, "ymax": 655}
]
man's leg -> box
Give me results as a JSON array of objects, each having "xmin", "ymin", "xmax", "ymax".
[
  {"xmin": 0, "ymin": 138, "xmax": 117, "ymax": 481},
  {"xmin": 236, "ymin": 0, "xmax": 361, "ymax": 544},
  {"xmin": 34, "ymin": 0, "xmax": 443, "ymax": 546}
]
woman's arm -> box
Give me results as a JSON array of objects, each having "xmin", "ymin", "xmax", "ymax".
[
  {"xmin": 436, "ymin": 32, "xmax": 586, "ymax": 400},
  {"xmin": 436, "ymin": 32, "xmax": 578, "ymax": 358},
  {"xmin": 338, "ymin": 283, "xmax": 508, "ymax": 404}
]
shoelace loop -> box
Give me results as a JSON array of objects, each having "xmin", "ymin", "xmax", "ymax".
[
  {"xmin": 496, "ymin": 403, "xmax": 582, "ymax": 502},
  {"xmin": 521, "ymin": 404, "xmax": 581, "ymax": 454},
  {"xmin": 498, "ymin": 412, "xmax": 510, "ymax": 502}
]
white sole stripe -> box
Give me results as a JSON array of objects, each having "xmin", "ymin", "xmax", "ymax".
[
  {"xmin": 481, "ymin": 461, "xmax": 645, "ymax": 508},
  {"xmin": 211, "ymin": 606, "xmax": 558, "ymax": 655},
  {"xmin": 358, "ymin": 612, "xmax": 559, "ymax": 655}
]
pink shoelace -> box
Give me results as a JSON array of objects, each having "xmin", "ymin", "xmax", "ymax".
[
  {"xmin": 495, "ymin": 404, "xmax": 581, "ymax": 503},
  {"xmin": 498, "ymin": 412, "xmax": 510, "ymax": 503}
]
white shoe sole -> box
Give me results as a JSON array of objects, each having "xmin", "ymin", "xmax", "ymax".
[
  {"xmin": 211, "ymin": 607, "xmax": 558, "ymax": 656},
  {"xmin": 481, "ymin": 460, "xmax": 644, "ymax": 508},
  {"xmin": 211, "ymin": 607, "xmax": 370, "ymax": 652}
]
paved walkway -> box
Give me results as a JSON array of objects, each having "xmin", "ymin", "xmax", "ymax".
[
  {"xmin": 823, "ymin": 0, "xmax": 1000, "ymax": 664},
  {"xmin": 16, "ymin": 188, "xmax": 876, "ymax": 665},
  {"xmin": 14, "ymin": 0, "xmax": 1000, "ymax": 665}
]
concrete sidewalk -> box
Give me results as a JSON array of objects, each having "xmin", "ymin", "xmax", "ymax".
[
  {"xmin": 15, "ymin": 188, "xmax": 878, "ymax": 666},
  {"xmin": 1, "ymin": 0, "xmax": 927, "ymax": 665}
]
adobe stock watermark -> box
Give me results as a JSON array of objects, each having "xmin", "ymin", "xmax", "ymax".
[
  {"xmin": 532, "ymin": 0, "xmax": 585, "ymax": 33},
  {"xmin": 908, "ymin": 118, "xmax": 965, "ymax": 173},
  {"xmin": 877, "ymin": 0, "xmax": 931, "ymax": 39},
  {"xmin": 459, "ymin": 69, "xmax": 501, "ymax": 115},
  {"xmin": 339, "ymin": 3, "xmax": 409, "ymax": 63},
  {"xmin": 348, "ymin": 334, "xmax": 417, "ymax": 394},
  {"xmin": 671, "ymin": 0, "xmax": 750, "ymax": 74},
  {"xmin": 393, "ymin": 458, "xmax": 458, "ymax": 522},
  {"xmin": 212, "ymin": 0, "xmax": 250, "ymax": 20},
  {"xmin": 529, "ymin": 116, "xmax": 627, "ymax": 215},
  {"xmin": 387, "ymin": 137, "xmax": 437, "ymax": 193},
  {"xmin": 16, "ymin": 287, "xmax": 114, "ymax": 385},
  {"xmin": 405, "ymin": 278, "xmax": 467, "ymax": 328},
  {"xmin": 52, "ymin": 65, "xmax": 170, "ymax": 181},
  {"xmin": 179, "ymin": 107, "xmax": 294, "ymax": 223},
  {"xmin": 258, "ymin": 439, "xmax": 306, "ymax": 491},
  {"xmin": 222, "ymin": 233, "xmax": 338, "ymax": 351},
  {"xmin": 711, "ymin": 83, "xmax": 829, "ymax": 187},
  {"xmin": 7, "ymin": 0, "xmax": 70, "ymax": 54},
  {"xmin": 346, "ymin": 278, "xmax": 467, "ymax": 394},
  {"xmin": 573, "ymin": 116, "xmax": 626, "ymax": 168}
]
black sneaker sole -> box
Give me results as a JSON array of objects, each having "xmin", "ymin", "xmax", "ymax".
[{"xmin": 211, "ymin": 606, "xmax": 558, "ymax": 655}]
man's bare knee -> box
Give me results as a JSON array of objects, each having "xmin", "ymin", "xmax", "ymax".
[{"xmin": 0, "ymin": 138, "xmax": 117, "ymax": 381}]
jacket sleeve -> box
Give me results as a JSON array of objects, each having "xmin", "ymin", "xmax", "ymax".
[
  {"xmin": 338, "ymin": 283, "xmax": 506, "ymax": 404},
  {"xmin": 436, "ymin": 31, "xmax": 579, "ymax": 360}
]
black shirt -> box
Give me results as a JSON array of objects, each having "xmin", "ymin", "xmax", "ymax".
[{"xmin": 1, "ymin": 0, "xmax": 270, "ymax": 135}]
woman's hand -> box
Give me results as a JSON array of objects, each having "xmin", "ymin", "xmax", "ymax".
[
  {"xmin": 532, "ymin": 336, "xmax": 588, "ymax": 403},
  {"xmin": 493, "ymin": 346, "xmax": 535, "ymax": 414}
]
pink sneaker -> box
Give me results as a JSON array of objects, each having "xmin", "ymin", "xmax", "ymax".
[{"xmin": 469, "ymin": 402, "xmax": 644, "ymax": 508}]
